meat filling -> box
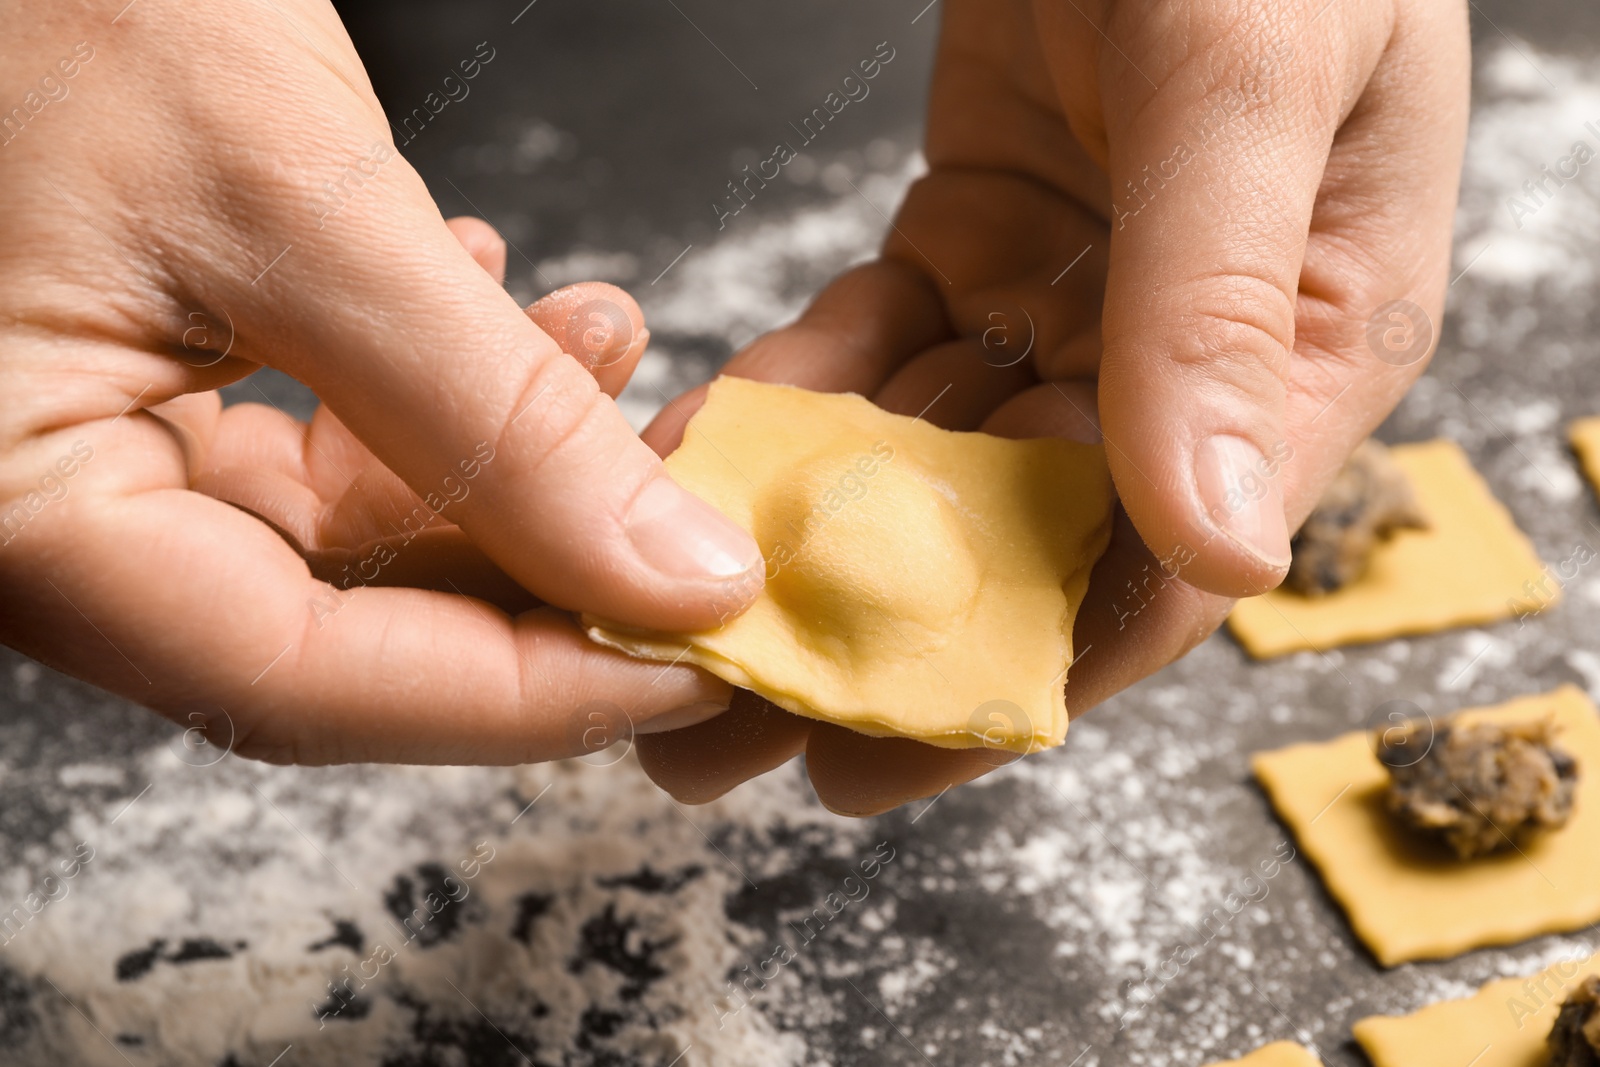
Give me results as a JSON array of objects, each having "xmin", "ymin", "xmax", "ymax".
[
  {"xmin": 1285, "ymin": 439, "xmax": 1428, "ymax": 596},
  {"xmin": 1377, "ymin": 718, "xmax": 1578, "ymax": 860},
  {"xmin": 1549, "ymin": 975, "xmax": 1600, "ymax": 1066}
]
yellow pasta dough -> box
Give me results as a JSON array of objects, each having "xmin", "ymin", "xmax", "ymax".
[
  {"xmin": 1253, "ymin": 686, "xmax": 1600, "ymax": 967},
  {"xmin": 586, "ymin": 377, "xmax": 1116, "ymax": 753},
  {"xmin": 1228, "ymin": 439, "xmax": 1551, "ymax": 658},
  {"xmin": 1570, "ymin": 415, "xmax": 1600, "ymax": 497},
  {"xmin": 1355, "ymin": 950, "xmax": 1600, "ymax": 1066},
  {"xmin": 1204, "ymin": 1042, "xmax": 1324, "ymax": 1067}
]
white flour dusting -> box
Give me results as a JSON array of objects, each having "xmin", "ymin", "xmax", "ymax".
[
  {"xmin": 9, "ymin": 33, "xmax": 1600, "ymax": 1067},
  {"xmin": 1455, "ymin": 47, "xmax": 1600, "ymax": 293},
  {"xmin": 1, "ymin": 141, "xmax": 934, "ymax": 1067},
  {"xmin": 964, "ymin": 700, "xmax": 1321, "ymax": 1065},
  {"xmin": 616, "ymin": 155, "xmax": 924, "ymax": 432},
  {"xmin": 2, "ymin": 745, "xmax": 859, "ymax": 1066}
]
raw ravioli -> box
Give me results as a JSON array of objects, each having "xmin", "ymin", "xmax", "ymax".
[
  {"xmin": 1355, "ymin": 950, "xmax": 1600, "ymax": 1066},
  {"xmin": 1205, "ymin": 1043, "xmax": 1324, "ymax": 1067},
  {"xmin": 586, "ymin": 377, "xmax": 1115, "ymax": 753},
  {"xmin": 1229, "ymin": 440, "xmax": 1550, "ymax": 658},
  {"xmin": 1570, "ymin": 415, "xmax": 1600, "ymax": 499},
  {"xmin": 1253, "ymin": 686, "xmax": 1600, "ymax": 966}
]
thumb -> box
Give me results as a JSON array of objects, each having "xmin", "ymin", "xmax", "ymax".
[
  {"xmin": 1061, "ymin": 5, "xmax": 1386, "ymax": 596},
  {"xmin": 208, "ymin": 154, "xmax": 762, "ymax": 631}
]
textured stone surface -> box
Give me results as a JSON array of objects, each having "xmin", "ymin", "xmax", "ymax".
[{"xmin": 5, "ymin": 2, "xmax": 1600, "ymax": 1064}]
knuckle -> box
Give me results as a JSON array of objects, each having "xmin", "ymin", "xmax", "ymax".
[
  {"xmin": 1165, "ymin": 272, "xmax": 1296, "ymax": 400},
  {"xmin": 1113, "ymin": 1, "xmax": 1299, "ymax": 108},
  {"xmin": 499, "ymin": 356, "xmax": 616, "ymax": 482},
  {"xmin": 1177, "ymin": 322, "xmax": 1289, "ymax": 407},
  {"xmin": 1108, "ymin": 3, "xmax": 1353, "ymax": 168}
]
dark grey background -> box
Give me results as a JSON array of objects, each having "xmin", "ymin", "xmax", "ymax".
[{"xmin": 5, "ymin": 1, "xmax": 1600, "ymax": 1064}]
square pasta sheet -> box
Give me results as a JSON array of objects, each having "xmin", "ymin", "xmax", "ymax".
[
  {"xmin": 1569, "ymin": 415, "xmax": 1600, "ymax": 497},
  {"xmin": 1204, "ymin": 1041, "xmax": 1324, "ymax": 1066},
  {"xmin": 1355, "ymin": 950, "xmax": 1600, "ymax": 1066},
  {"xmin": 1252, "ymin": 686, "xmax": 1600, "ymax": 966},
  {"xmin": 1228, "ymin": 439, "xmax": 1550, "ymax": 658}
]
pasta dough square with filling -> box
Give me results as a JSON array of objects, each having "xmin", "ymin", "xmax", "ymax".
[
  {"xmin": 585, "ymin": 377, "xmax": 1116, "ymax": 753},
  {"xmin": 1204, "ymin": 1041, "xmax": 1325, "ymax": 1066},
  {"xmin": 1252, "ymin": 686, "xmax": 1600, "ymax": 966},
  {"xmin": 1228, "ymin": 439, "xmax": 1550, "ymax": 658},
  {"xmin": 1354, "ymin": 951, "xmax": 1600, "ymax": 1066},
  {"xmin": 1569, "ymin": 415, "xmax": 1600, "ymax": 498}
]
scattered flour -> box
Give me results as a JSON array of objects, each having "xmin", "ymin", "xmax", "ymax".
[
  {"xmin": 615, "ymin": 156, "xmax": 924, "ymax": 431},
  {"xmin": 1454, "ymin": 46, "xmax": 1600, "ymax": 293},
  {"xmin": 11, "ymin": 33, "xmax": 1600, "ymax": 1067},
  {"xmin": 0, "ymin": 744, "xmax": 860, "ymax": 1066},
  {"xmin": 1436, "ymin": 630, "xmax": 1516, "ymax": 692}
]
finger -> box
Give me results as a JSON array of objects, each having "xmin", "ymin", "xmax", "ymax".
[
  {"xmin": 641, "ymin": 259, "xmax": 950, "ymax": 454},
  {"xmin": 197, "ymin": 473, "xmax": 537, "ymax": 613},
  {"xmin": 870, "ymin": 340, "xmax": 1036, "ymax": 430},
  {"xmin": 641, "ymin": 381, "xmax": 712, "ymax": 458},
  {"xmin": 303, "ymin": 528, "xmax": 538, "ymax": 613},
  {"xmin": 635, "ymin": 691, "xmax": 813, "ymax": 804},
  {"xmin": 1, "ymin": 426, "xmax": 730, "ymax": 764},
  {"xmin": 194, "ymin": 400, "xmax": 419, "ymax": 549},
  {"xmin": 142, "ymin": 391, "xmax": 221, "ymax": 482},
  {"xmin": 187, "ymin": 400, "xmax": 426, "ymax": 546},
  {"xmin": 805, "ymin": 725, "xmax": 1009, "ymax": 817},
  {"xmin": 445, "ymin": 216, "xmax": 507, "ymax": 287},
  {"xmin": 1060, "ymin": 509, "xmax": 1233, "ymax": 717},
  {"xmin": 197, "ymin": 151, "xmax": 761, "ymax": 632},
  {"xmin": 884, "ymin": 169, "xmax": 1108, "ymax": 360},
  {"xmin": 1034, "ymin": 327, "xmax": 1103, "ymax": 383},
  {"xmin": 524, "ymin": 282, "xmax": 649, "ymax": 398},
  {"xmin": 982, "ymin": 383, "xmax": 1230, "ymax": 717},
  {"xmin": 1269, "ymin": 0, "xmax": 1470, "ymax": 520},
  {"xmin": 1037, "ymin": 2, "xmax": 1393, "ymax": 597},
  {"xmin": 726, "ymin": 259, "xmax": 951, "ymax": 390},
  {"xmin": 193, "ymin": 402, "xmax": 540, "ymax": 611},
  {"xmin": 983, "ymin": 379, "xmax": 1101, "ymax": 444}
]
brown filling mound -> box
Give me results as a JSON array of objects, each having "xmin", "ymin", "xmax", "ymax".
[
  {"xmin": 1377, "ymin": 718, "xmax": 1578, "ymax": 860},
  {"xmin": 1285, "ymin": 439, "xmax": 1428, "ymax": 596},
  {"xmin": 1549, "ymin": 975, "xmax": 1600, "ymax": 1065}
]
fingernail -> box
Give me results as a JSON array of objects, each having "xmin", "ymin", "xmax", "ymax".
[
  {"xmin": 627, "ymin": 476, "xmax": 762, "ymax": 582},
  {"xmin": 1194, "ymin": 434, "xmax": 1291, "ymax": 571},
  {"xmin": 638, "ymin": 700, "xmax": 728, "ymax": 735}
]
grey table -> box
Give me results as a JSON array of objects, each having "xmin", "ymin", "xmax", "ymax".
[{"xmin": 3, "ymin": 1, "xmax": 1599, "ymax": 1064}]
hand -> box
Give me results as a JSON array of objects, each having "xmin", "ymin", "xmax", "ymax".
[
  {"xmin": 637, "ymin": 0, "xmax": 1469, "ymax": 814},
  {"xmin": 0, "ymin": 1, "xmax": 765, "ymax": 763}
]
